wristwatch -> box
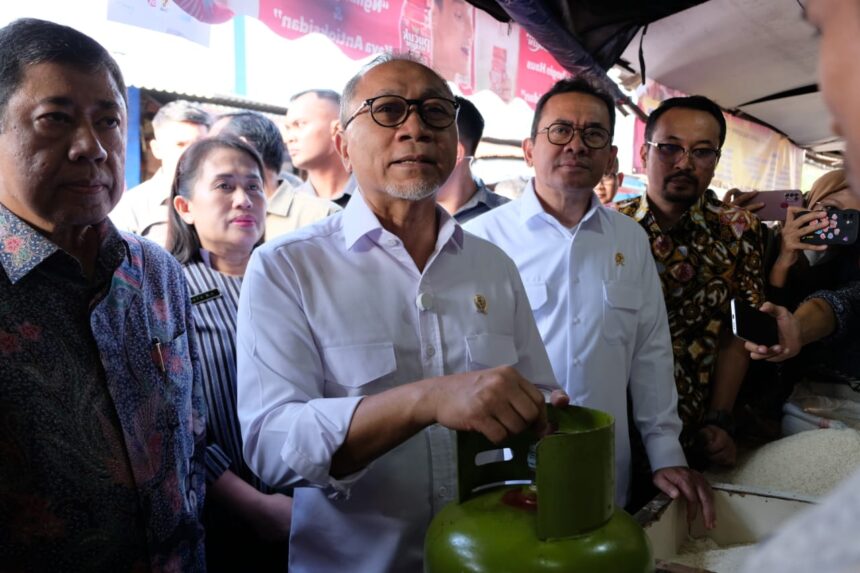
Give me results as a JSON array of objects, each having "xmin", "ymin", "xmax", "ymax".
[{"xmin": 703, "ymin": 409, "xmax": 736, "ymax": 437}]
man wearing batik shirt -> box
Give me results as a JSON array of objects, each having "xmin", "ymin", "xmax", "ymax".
[
  {"xmin": 618, "ymin": 95, "xmax": 765, "ymax": 469},
  {"xmin": 0, "ymin": 19, "xmax": 205, "ymax": 571}
]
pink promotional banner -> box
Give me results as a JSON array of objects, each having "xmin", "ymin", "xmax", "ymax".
[{"xmin": 170, "ymin": 0, "xmax": 570, "ymax": 104}]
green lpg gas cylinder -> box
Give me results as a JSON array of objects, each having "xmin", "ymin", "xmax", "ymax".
[{"xmin": 424, "ymin": 405, "xmax": 653, "ymax": 573}]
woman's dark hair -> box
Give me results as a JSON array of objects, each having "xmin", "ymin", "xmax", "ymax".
[{"xmin": 167, "ymin": 135, "xmax": 266, "ymax": 264}]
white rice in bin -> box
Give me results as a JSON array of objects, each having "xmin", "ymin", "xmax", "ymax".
[
  {"xmin": 720, "ymin": 428, "xmax": 860, "ymax": 497},
  {"xmin": 672, "ymin": 537, "xmax": 755, "ymax": 573}
]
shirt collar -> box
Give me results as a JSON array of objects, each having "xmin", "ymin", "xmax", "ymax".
[
  {"xmin": 266, "ymin": 181, "xmax": 296, "ymax": 216},
  {"xmin": 343, "ymin": 188, "xmax": 464, "ymax": 252},
  {"xmin": 517, "ymin": 178, "xmax": 603, "ymax": 231},
  {"xmin": 453, "ymin": 177, "xmax": 489, "ymax": 216},
  {"xmin": 297, "ymin": 175, "xmax": 357, "ymax": 201},
  {"xmin": 632, "ymin": 188, "xmax": 714, "ymax": 234},
  {"xmin": 0, "ymin": 203, "xmax": 128, "ymax": 285},
  {"xmin": 0, "ymin": 203, "xmax": 60, "ymax": 284}
]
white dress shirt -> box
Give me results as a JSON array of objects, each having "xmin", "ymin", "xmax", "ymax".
[
  {"xmin": 465, "ymin": 180, "xmax": 687, "ymax": 505},
  {"xmin": 237, "ymin": 190, "xmax": 558, "ymax": 573}
]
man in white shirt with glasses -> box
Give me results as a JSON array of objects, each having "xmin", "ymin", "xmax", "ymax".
[
  {"xmin": 236, "ymin": 55, "xmax": 565, "ymax": 573},
  {"xmin": 467, "ymin": 78, "xmax": 713, "ymax": 522}
]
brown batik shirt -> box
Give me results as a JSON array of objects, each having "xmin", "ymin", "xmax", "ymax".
[{"xmin": 618, "ymin": 189, "xmax": 765, "ymax": 434}]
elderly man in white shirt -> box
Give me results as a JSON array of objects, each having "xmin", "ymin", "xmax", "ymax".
[
  {"xmin": 236, "ymin": 54, "xmax": 566, "ymax": 573},
  {"xmin": 466, "ymin": 78, "xmax": 714, "ymax": 524}
]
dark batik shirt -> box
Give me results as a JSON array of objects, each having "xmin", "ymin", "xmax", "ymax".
[
  {"xmin": 618, "ymin": 189, "xmax": 765, "ymax": 431},
  {"xmin": 0, "ymin": 204, "xmax": 206, "ymax": 572}
]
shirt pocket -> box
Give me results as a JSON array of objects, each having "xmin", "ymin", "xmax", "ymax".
[
  {"xmin": 602, "ymin": 281, "xmax": 642, "ymax": 346},
  {"xmin": 126, "ymin": 330, "xmax": 193, "ymax": 430},
  {"xmin": 322, "ymin": 341, "xmax": 397, "ymax": 390},
  {"xmin": 523, "ymin": 281, "xmax": 549, "ymax": 312},
  {"xmin": 465, "ymin": 333, "xmax": 518, "ymax": 370}
]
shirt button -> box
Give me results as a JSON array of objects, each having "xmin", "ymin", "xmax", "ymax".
[
  {"xmin": 438, "ymin": 486, "xmax": 448, "ymax": 498},
  {"xmin": 573, "ymin": 358, "xmax": 581, "ymax": 366},
  {"xmin": 571, "ymin": 278, "xmax": 580, "ymax": 284},
  {"xmin": 572, "ymin": 317, "xmax": 580, "ymax": 324},
  {"xmin": 385, "ymin": 238, "xmax": 399, "ymax": 247},
  {"xmin": 416, "ymin": 292, "xmax": 434, "ymax": 311},
  {"xmin": 425, "ymin": 344, "xmax": 436, "ymax": 358}
]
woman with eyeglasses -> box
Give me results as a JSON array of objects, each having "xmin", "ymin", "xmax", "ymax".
[{"xmin": 166, "ymin": 136, "xmax": 291, "ymax": 572}]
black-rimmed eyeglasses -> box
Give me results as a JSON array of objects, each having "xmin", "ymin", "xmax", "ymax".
[
  {"xmin": 343, "ymin": 95, "xmax": 460, "ymax": 130},
  {"xmin": 646, "ymin": 141, "xmax": 721, "ymax": 167},
  {"xmin": 537, "ymin": 122, "xmax": 611, "ymax": 149}
]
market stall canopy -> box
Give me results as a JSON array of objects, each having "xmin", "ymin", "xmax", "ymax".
[{"xmin": 470, "ymin": 0, "xmax": 836, "ymax": 154}]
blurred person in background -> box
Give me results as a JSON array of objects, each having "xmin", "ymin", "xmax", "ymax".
[
  {"xmin": 436, "ymin": 96, "xmax": 508, "ymax": 223},
  {"xmin": 284, "ymin": 89, "xmax": 355, "ymax": 207},
  {"xmin": 111, "ymin": 99, "xmax": 211, "ymax": 245},
  {"xmin": 594, "ymin": 156, "xmax": 624, "ymax": 208},
  {"xmin": 167, "ymin": 136, "xmax": 292, "ymax": 572},
  {"xmin": 211, "ymin": 111, "xmax": 340, "ymax": 239}
]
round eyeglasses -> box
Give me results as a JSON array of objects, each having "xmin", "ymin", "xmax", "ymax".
[
  {"xmin": 537, "ymin": 122, "xmax": 611, "ymax": 149},
  {"xmin": 343, "ymin": 95, "xmax": 459, "ymax": 130},
  {"xmin": 646, "ymin": 141, "xmax": 721, "ymax": 167}
]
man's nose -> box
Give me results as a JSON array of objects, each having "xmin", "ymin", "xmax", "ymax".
[
  {"xmin": 396, "ymin": 105, "xmax": 432, "ymax": 141},
  {"xmin": 69, "ymin": 123, "xmax": 108, "ymax": 162}
]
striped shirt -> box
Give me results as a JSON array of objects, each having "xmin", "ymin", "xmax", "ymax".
[{"xmin": 184, "ymin": 259, "xmax": 268, "ymax": 492}]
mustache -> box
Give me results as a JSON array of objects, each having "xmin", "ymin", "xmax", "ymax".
[{"xmin": 664, "ymin": 172, "xmax": 699, "ymax": 187}]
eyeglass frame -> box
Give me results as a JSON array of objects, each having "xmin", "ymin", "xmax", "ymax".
[
  {"xmin": 342, "ymin": 95, "xmax": 460, "ymax": 130},
  {"xmin": 536, "ymin": 122, "xmax": 612, "ymax": 149},
  {"xmin": 645, "ymin": 140, "xmax": 722, "ymax": 166}
]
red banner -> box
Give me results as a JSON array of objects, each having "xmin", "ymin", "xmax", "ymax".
[
  {"xmin": 172, "ymin": 0, "xmax": 572, "ymax": 105},
  {"xmin": 514, "ymin": 28, "xmax": 570, "ymax": 106}
]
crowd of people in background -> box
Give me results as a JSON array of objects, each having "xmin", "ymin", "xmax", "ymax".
[{"xmin": 1, "ymin": 0, "xmax": 859, "ymax": 570}]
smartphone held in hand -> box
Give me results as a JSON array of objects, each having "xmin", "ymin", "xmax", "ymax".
[
  {"xmin": 731, "ymin": 298, "xmax": 779, "ymax": 347},
  {"xmin": 798, "ymin": 207, "xmax": 859, "ymax": 245},
  {"xmin": 752, "ymin": 190, "xmax": 803, "ymax": 221}
]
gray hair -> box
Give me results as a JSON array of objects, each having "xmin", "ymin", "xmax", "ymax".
[
  {"xmin": 152, "ymin": 100, "xmax": 212, "ymax": 131},
  {"xmin": 339, "ymin": 53, "xmax": 453, "ymax": 126}
]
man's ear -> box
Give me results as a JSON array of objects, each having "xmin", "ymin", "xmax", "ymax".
[
  {"xmin": 150, "ymin": 137, "xmax": 164, "ymax": 161},
  {"xmin": 522, "ymin": 137, "xmax": 535, "ymax": 167},
  {"xmin": 606, "ymin": 144, "xmax": 619, "ymax": 175},
  {"xmin": 330, "ymin": 119, "xmax": 341, "ymax": 138},
  {"xmin": 456, "ymin": 141, "xmax": 467, "ymax": 163},
  {"xmin": 333, "ymin": 129, "xmax": 352, "ymax": 173},
  {"xmin": 639, "ymin": 143, "xmax": 648, "ymax": 169},
  {"xmin": 173, "ymin": 195, "xmax": 194, "ymax": 225}
]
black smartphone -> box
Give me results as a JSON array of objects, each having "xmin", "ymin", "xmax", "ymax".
[
  {"xmin": 731, "ymin": 298, "xmax": 778, "ymax": 347},
  {"xmin": 799, "ymin": 207, "xmax": 859, "ymax": 245}
]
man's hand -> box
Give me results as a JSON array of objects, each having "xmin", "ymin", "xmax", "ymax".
[
  {"xmin": 743, "ymin": 301, "xmax": 801, "ymax": 361},
  {"xmin": 724, "ymin": 188, "xmax": 764, "ymax": 213},
  {"xmin": 653, "ymin": 466, "xmax": 716, "ymax": 529},
  {"xmin": 699, "ymin": 425, "xmax": 737, "ymax": 467},
  {"xmin": 428, "ymin": 366, "xmax": 562, "ymax": 443}
]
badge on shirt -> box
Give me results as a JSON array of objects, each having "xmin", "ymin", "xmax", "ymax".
[
  {"xmin": 473, "ymin": 294, "xmax": 488, "ymax": 314},
  {"xmin": 615, "ymin": 252, "xmax": 625, "ymax": 267},
  {"xmin": 191, "ymin": 289, "xmax": 221, "ymax": 305}
]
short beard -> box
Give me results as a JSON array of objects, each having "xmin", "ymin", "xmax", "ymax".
[{"xmin": 383, "ymin": 180, "xmax": 438, "ymax": 201}]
